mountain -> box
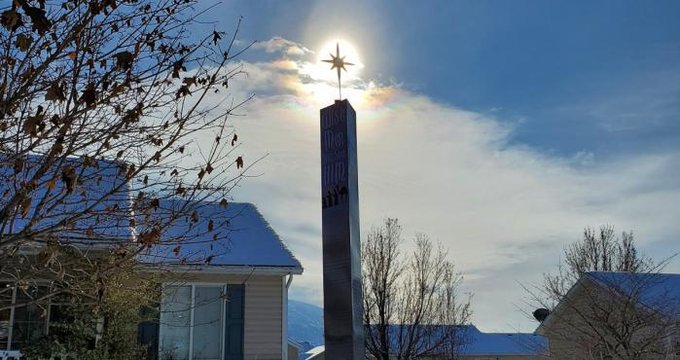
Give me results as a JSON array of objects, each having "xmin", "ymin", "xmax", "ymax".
[{"xmin": 288, "ymin": 299, "xmax": 324, "ymax": 353}]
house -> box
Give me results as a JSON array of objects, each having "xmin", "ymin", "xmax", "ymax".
[
  {"xmin": 535, "ymin": 272, "xmax": 680, "ymax": 359},
  {"xmin": 139, "ymin": 200, "xmax": 304, "ymax": 360},
  {"xmin": 1, "ymin": 156, "xmax": 134, "ymax": 355},
  {"xmin": 458, "ymin": 325, "xmax": 548, "ymax": 359},
  {"xmin": 1, "ymin": 155, "xmax": 304, "ymax": 360},
  {"xmin": 306, "ymin": 325, "xmax": 548, "ymax": 359}
]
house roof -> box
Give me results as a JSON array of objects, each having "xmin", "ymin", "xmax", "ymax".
[
  {"xmin": 0, "ymin": 154, "xmax": 133, "ymax": 243},
  {"xmin": 461, "ymin": 325, "xmax": 548, "ymax": 356},
  {"xmin": 366, "ymin": 324, "xmax": 547, "ymax": 356},
  {"xmin": 138, "ymin": 201, "xmax": 303, "ymax": 274},
  {"xmin": 304, "ymin": 345, "xmax": 325, "ymax": 360},
  {"xmin": 585, "ymin": 271, "xmax": 680, "ymax": 318},
  {"xmin": 537, "ymin": 271, "xmax": 680, "ymax": 334},
  {"xmin": 304, "ymin": 325, "xmax": 547, "ymax": 357}
]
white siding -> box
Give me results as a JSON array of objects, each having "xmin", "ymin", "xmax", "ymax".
[{"xmin": 244, "ymin": 276, "xmax": 284, "ymax": 360}]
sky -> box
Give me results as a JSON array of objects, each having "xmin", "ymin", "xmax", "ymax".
[{"xmin": 191, "ymin": 0, "xmax": 680, "ymax": 332}]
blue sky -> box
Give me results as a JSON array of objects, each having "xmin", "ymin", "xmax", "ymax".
[
  {"xmin": 192, "ymin": 1, "xmax": 680, "ymax": 331},
  {"xmin": 213, "ymin": 0, "xmax": 680, "ymax": 156}
]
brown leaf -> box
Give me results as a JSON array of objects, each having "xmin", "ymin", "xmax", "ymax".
[
  {"xmin": 235, "ymin": 156, "xmax": 244, "ymax": 169},
  {"xmin": 110, "ymin": 83, "xmax": 127, "ymax": 96},
  {"xmin": 114, "ymin": 51, "xmax": 133, "ymax": 71},
  {"xmin": 61, "ymin": 166, "xmax": 77, "ymax": 194},
  {"xmin": 172, "ymin": 60, "xmax": 185, "ymax": 78},
  {"xmin": 23, "ymin": 113, "xmax": 44, "ymax": 137},
  {"xmin": 23, "ymin": 6, "xmax": 51, "ymax": 34},
  {"xmin": 172, "ymin": 246, "xmax": 181, "ymax": 257},
  {"xmin": 46, "ymin": 178, "xmax": 57, "ymax": 191},
  {"xmin": 52, "ymin": 141, "xmax": 63, "ymax": 155},
  {"xmin": 67, "ymin": 51, "xmax": 77, "ymax": 60},
  {"xmin": 19, "ymin": 196, "xmax": 32, "ymax": 218},
  {"xmin": 191, "ymin": 210, "xmax": 199, "ymax": 223},
  {"xmin": 231, "ymin": 133, "xmax": 238, "ymax": 146},
  {"xmin": 208, "ymin": 219, "xmax": 214, "ymax": 232},
  {"xmin": 15, "ymin": 34, "xmax": 32, "ymax": 52},
  {"xmin": 175, "ymin": 85, "xmax": 190, "ymax": 99},
  {"xmin": 182, "ymin": 77, "xmax": 196, "ymax": 87},
  {"xmin": 219, "ymin": 198, "xmax": 228, "ymax": 208},
  {"xmin": 1, "ymin": 9, "xmax": 23, "ymax": 31},
  {"xmin": 45, "ymin": 81, "xmax": 66, "ymax": 102},
  {"xmin": 80, "ymin": 83, "xmax": 97, "ymax": 107},
  {"xmin": 138, "ymin": 227, "xmax": 161, "ymax": 248},
  {"xmin": 88, "ymin": 1, "xmax": 101, "ymax": 15}
]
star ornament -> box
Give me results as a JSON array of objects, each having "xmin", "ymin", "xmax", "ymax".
[{"xmin": 323, "ymin": 42, "xmax": 354, "ymax": 99}]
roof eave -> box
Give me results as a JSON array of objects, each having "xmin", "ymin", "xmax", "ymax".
[{"xmin": 140, "ymin": 263, "xmax": 303, "ymax": 276}]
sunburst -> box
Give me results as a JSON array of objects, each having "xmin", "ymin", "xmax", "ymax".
[{"xmin": 322, "ymin": 42, "xmax": 355, "ymax": 99}]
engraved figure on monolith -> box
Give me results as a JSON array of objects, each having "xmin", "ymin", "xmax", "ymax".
[{"xmin": 321, "ymin": 98, "xmax": 364, "ymax": 360}]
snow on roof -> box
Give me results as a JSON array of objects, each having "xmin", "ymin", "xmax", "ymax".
[
  {"xmin": 0, "ymin": 154, "xmax": 133, "ymax": 242},
  {"xmin": 138, "ymin": 200, "xmax": 302, "ymax": 272},
  {"xmin": 586, "ymin": 271, "xmax": 680, "ymax": 318},
  {"xmin": 304, "ymin": 345, "xmax": 325, "ymax": 360},
  {"xmin": 461, "ymin": 325, "xmax": 548, "ymax": 356},
  {"xmin": 302, "ymin": 325, "xmax": 547, "ymax": 357}
]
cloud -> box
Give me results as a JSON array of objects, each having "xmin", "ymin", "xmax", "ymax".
[
  {"xmin": 251, "ymin": 36, "xmax": 312, "ymax": 57},
  {"xmin": 196, "ymin": 37, "xmax": 680, "ymax": 332}
]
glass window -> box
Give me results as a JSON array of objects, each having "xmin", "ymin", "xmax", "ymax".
[
  {"xmin": 0, "ymin": 309, "xmax": 8, "ymax": 350},
  {"xmin": 159, "ymin": 284, "xmax": 244, "ymax": 360},
  {"xmin": 1, "ymin": 283, "xmax": 12, "ymax": 350},
  {"xmin": 10, "ymin": 287, "xmax": 47, "ymax": 350},
  {"xmin": 160, "ymin": 286, "xmax": 191, "ymax": 360},
  {"xmin": 192, "ymin": 286, "xmax": 223, "ymax": 360}
]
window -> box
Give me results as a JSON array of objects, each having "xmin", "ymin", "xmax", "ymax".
[
  {"xmin": 159, "ymin": 284, "xmax": 244, "ymax": 360},
  {"xmin": 0, "ymin": 284, "xmax": 49, "ymax": 351}
]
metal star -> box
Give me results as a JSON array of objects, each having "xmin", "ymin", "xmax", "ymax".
[{"xmin": 323, "ymin": 42, "xmax": 354, "ymax": 99}]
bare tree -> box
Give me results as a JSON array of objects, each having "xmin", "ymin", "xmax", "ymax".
[
  {"xmin": 527, "ymin": 225, "xmax": 678, "ymax": 360},
  {"xmin": 363, "ymin": 218, "xmax": 471, "ymax": 360},
  {"xmin": 539, "ymin": 225, "xmax": 654, "ymax": 309},
  {"xmin": 0, "ymin": 0, "xmax": 254, "ymax": 353}
]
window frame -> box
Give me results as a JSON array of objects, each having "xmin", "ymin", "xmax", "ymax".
[
  {"xmin": 1, "ymin": 284, "xmax": 52, "ymax": 351},
  {"xmin": 158, "ymin": 282, "xmax": 244, "ymax": 360}
]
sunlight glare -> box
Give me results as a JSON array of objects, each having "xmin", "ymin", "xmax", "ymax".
[{"xmin": 297, "ymin": 39, "xmax": 367, "ymax": 105}]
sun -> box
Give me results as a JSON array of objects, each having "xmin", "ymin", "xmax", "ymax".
[
  {"xmin": 302, "ymin": 39, "xmax": 364, "ymax": 85},
  {"xmin": 296, "ymin": 39, "xmax": 367, "ymax": 104},
  {"xmin": 317, "ymin": 39, "xmax": 363, "ymax": 79}
]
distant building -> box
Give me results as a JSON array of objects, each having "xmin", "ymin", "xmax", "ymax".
[
  {"xmin": 305, "ymin": 325, "xmax": 548, "ymax": 360},
  {"xmin": 535, "ymin": 272, "xmax": 680, "ymax": 359}
]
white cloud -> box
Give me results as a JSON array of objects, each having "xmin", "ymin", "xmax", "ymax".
[
  {"xmin": 251, "ymin": 36, "xmax": 312, "ymax": 57},
  {"xmin": 198, "ymin": 38, "xmax": 680, "ymax": 332}
]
